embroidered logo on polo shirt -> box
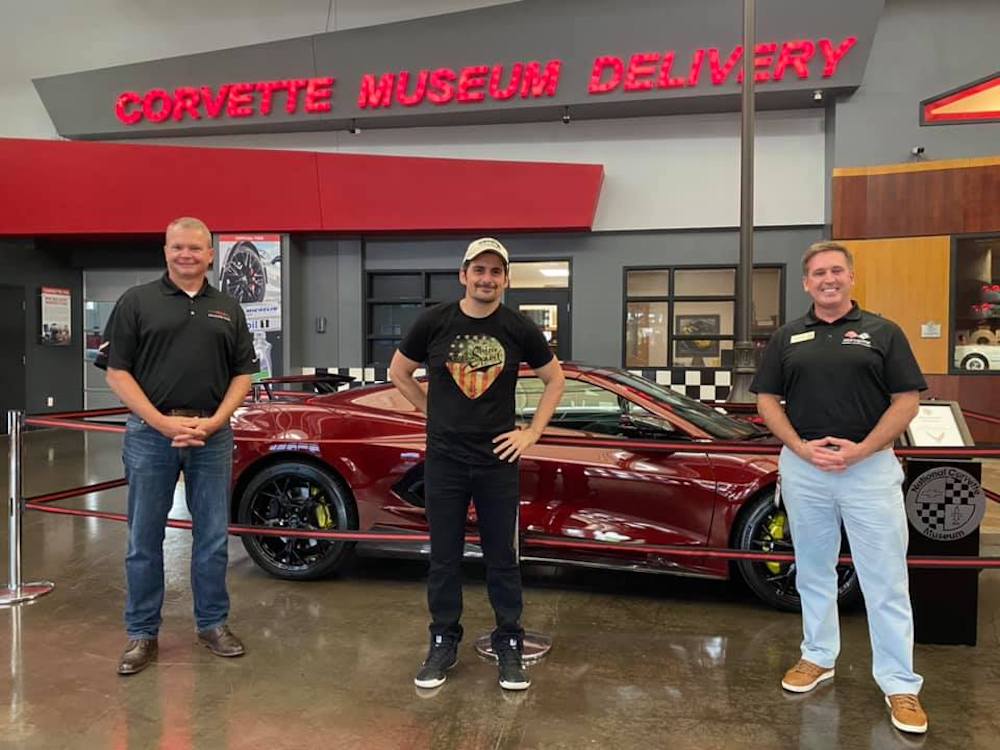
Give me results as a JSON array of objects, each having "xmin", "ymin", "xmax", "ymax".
[
  {"xmin": 207, "ymin": 310, "xmax": 232, "ymax": 323},
  {"xmin": 841, "ymin": 330, "xmax": 872, "ymax": 347}
]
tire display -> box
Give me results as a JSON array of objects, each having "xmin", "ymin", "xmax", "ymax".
[{"xmin": 219, "ymin": 240, "xmax": 268, "ymax": 304}]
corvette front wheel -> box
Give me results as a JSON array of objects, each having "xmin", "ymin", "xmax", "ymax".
[
  {"xmin": 237, "ymin": 461, "xmax": 358, "ymax": 580},
  {"xmin": 733, "ymin": 490, "xmax": 861, "ymax": 612}
]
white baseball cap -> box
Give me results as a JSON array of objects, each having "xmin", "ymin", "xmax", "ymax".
[{"xmin": 462, "ymin": 237, "xmax": 509, "ymax": 268}]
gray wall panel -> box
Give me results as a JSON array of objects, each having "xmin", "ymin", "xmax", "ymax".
[
  {"xmin": 337, "ymin": 240, "xmax": 364, "ymax": 366},
  {"xmin": 320, "ymin": 226, "xmax": 822, "ymax": 367},
  {"xmin": 834, "ymin": 0, "xmax": 1000, "ymax": 167},
  {"xmin": 293, "ymin": 238, "xmax": 340, "ymax": 367},
  {"xmin": 33, "ymin": 0, "xmax": 881, "ymax": 139},
  {"xmin": 289, "ymin": 238, "xmax": 364, "ymax": 368},
  {"xmin": 0, "ymin": 240, "xmax": 84, "ymax": 414}
]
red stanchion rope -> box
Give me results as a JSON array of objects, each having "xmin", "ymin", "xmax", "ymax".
[
  {"xmin": 27, "ymin": 417, "xmax": 126, "ymax": 434},
  {"xmin": 21, "ymin": 499, "xmax": 1000, "ymax": 569},
  {"xmin": 27, "ymin": 478, "xmax": 129, "ymax": 504},
  {"xmin": 24, "ymin": 414, "xmax": 1000, "ymax": 459},
  {"xmin": 20, "ymin": 407, "xmax": 1000, "ymax": 569},
  {"xmin": 962, "ymin": 409, "xmax": 1000, "ymax": 427},
  {"xmin": 35, "ymin": 407, "xmax": 130, "ymax": 420}
]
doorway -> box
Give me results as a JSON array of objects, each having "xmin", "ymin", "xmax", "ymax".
[
  {"xmin": 506, "ymin": 259, "xmax": 572, "ymax": 361},
  {"xmin": 0, "ymin": 286, "xmax": 27, "ymax": 433}
]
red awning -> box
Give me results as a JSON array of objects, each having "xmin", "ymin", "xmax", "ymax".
[{"xmin": 0, "ymin": 138, "xmax": 603, "ymax": 235}]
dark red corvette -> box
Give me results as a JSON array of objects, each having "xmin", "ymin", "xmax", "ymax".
[{"xmin": 229, "ymin": 364, "xmax": 860, "ymax": 611}]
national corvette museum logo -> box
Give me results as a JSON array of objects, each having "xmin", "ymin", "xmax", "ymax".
[
  {"xmin": 841, "ymin": 330, "xmax": 872, "ymax": 347},
  {"xmin": 905, "ymin": 466, "xmax": 986, "ymax": 541},
  {"xmin": 446, "ymin": 334, "xmax": 506, "ymax": 399}
]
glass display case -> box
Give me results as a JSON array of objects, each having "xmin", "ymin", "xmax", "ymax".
[{"xmin": 952, "ymin": 237, "xmax": 999, "ymax": 374}]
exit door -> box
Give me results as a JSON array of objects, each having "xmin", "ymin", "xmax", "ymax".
[{"xmin": 504, "ymin": 288, "xmax": 571, "ymax": 361}]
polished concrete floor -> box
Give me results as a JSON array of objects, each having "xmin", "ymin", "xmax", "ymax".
[{"xmin": 2, "ymin": 430, "xmax": 999, "ymax": 750}]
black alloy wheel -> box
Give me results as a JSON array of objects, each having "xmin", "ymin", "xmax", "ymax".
[
  {"xmin": 733, "ymin": 490, "xmax": 862, "ymax": 612},
  {"xmin": 237, "ymin": 461, "xmax": 358, "ymax": 580},
  {"xmin": 220, "ymin": 240, "xmax": 267, "ymax": 304}
]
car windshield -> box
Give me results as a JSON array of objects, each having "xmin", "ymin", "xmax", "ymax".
[{"xmin": 602, "ymin": 369, "xmax": 759, "ymax": 441}]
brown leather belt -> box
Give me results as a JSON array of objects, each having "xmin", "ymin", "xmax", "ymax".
[{"xmin": 167, "ymin": 408, "xmax": 213, "ymax": 418}]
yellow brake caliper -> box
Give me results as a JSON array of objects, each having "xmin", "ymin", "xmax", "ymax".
[
  {"xmin": 312, "ymin": 486, "xmax": 333, "ymax": 528},
  {"xmin": 765, "ymin": 512, "xmax": 787, "ymax": 574}
]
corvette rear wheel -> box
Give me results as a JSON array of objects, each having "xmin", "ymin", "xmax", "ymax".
[
  {"xmin": 734, "ymin": 490, "xmax": 861, "ymax": 612},
  {"xmin": 237, "ymin": 461, "xmax": 358, "ymax": 580}
]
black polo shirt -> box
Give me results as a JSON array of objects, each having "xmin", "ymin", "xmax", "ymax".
[
  {"xmin": 750, "ymin": 302, "xmax": 926, "ymax": 442},
  {"xmin": 103, "ymin": 274, "xmax": 259, "ymax": 413}
]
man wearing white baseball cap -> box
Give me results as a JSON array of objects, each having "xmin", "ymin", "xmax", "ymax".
[{"xmin": 389, "ymin": 237, "xmax": 564, "ymax": 691}]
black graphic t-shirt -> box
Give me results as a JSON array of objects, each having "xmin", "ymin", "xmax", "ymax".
[{"xmin": 399, "ymin": 302, "xmax": 554, "ymax": 464}]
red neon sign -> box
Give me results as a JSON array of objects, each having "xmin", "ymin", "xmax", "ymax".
[
  {"xmin": 113, "ymin": 36, "xmax": 857, "ymax": 125},
  {"xmin": 588, "ymin": 37, "xmax": 856, "ymax": 94},
  {"xmin": 115, "ymin": 77, "xmax": 335, "ymax": 125},
  {"xmin": 356, "ymin": 60, "xmax": 563, "ymax": 109}
]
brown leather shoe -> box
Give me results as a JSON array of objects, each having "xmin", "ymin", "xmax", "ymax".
[
  {"xmin": 781, "ymin": 658, "xmax": 835, "ymax": 693},
  {"xmin": 886, "ymin": 694, "xmax": 928, "ymax": 734},
  {"xmin": 197, "ymin": 624, "xmax": 245, "ymax": 657},
  {"xmin": 117, "ymin": 638, "xmax": 158, "ymax": 675}
]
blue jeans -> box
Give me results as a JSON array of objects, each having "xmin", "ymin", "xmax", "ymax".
[
  {"xmin": 779, "ymin": 446, "xmax": 923, "ymax": 696},
  {"xmin": 122, "ymin": 415, "xmax": 233, "ymax": 638}
]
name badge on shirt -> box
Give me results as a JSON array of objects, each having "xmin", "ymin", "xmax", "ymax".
[{"xmin": 790, "ymin": 331, "xmax": 815, "ymax": 344}]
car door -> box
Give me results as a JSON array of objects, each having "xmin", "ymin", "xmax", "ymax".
[{"xmin": 516, "ymin": 374, "xmax": 718, "ymax": 561}]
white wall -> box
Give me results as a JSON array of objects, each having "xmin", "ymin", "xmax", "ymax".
[{"xmin": 135, "ymin": 110, "xmax": 825, "ymax": 231}]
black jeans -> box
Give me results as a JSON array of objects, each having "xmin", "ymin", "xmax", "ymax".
[{"xmin": 424, "ymin": 451, "xmax": 523, "ymax": 645}]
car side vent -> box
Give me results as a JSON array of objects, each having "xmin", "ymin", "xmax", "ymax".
[{"xmin": 392, "ymin": 462, "xmax": 426, "ymax": 508}]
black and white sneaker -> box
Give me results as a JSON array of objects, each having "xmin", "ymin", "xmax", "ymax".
[
  {"xmin": 496, "ymin": 637, "xmax": 530, "ymax": 691},
  {"xmin": 414, "ymin": 635, "xmax": 458, "ymax": 689}
]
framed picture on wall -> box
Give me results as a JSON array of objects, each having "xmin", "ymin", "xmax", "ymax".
[
  {"xmin": 675, "ymin": 314, "xmax": 720, "ymax": 357},
  {"xmin": 40, "ymin": 286, "xmax": 72, "ymax": 346}
]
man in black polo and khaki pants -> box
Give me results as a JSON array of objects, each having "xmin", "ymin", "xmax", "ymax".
[
  {"xmin": 103, "ymin": 217, "xmax": 258, "ymax": 675},
  {"xmin": 751, "ymin": 241, "xmax": 929, "ymax": 734}
]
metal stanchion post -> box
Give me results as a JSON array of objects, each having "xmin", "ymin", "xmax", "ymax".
[
  {"xmin": 1, "ymin": 410, "xmax": 55, "ymax": 606},
  {"xmin": 474, "ymin": 503, "xmax": 552, "ymax": 664}
]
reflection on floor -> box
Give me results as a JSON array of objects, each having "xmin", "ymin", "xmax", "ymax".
[{"xmin": 3, "ymin": 430, "xmax": 999, "ymax": 750}]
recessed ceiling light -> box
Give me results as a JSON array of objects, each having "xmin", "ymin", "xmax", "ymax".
[{"xmin": 540, "ymin": 269, "xmax": 569, "ymax": 277}]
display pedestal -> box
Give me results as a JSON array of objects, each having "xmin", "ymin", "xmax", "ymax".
[{"xmin": 905, "ymin": 459, "xmax": 983, "ymax": 646}]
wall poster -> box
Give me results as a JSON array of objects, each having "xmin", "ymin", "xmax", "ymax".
[
  {"xmin": 216, "ymin": 234, "xmax": 282, "ymax": 380},
  {"xmin": 40, "ymin": 286, "xmax": 72, "ymax": 345}
]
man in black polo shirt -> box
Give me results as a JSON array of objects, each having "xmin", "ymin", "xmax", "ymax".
[
  {"xmin": 389, "ymin": 237, "xmax": 564, "ymax": 692},
  {"xmin": 751, "ymin": 241, "xmax": 929, "ymax": 735},
  {"xmin": 103, "ymin": 217, "xmax": 258, "ymax": 675}
]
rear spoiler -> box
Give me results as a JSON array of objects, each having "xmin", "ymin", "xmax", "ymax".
[{"xmin": 253, "ymin": 373, "xmax": 355, "ymax": 400}]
